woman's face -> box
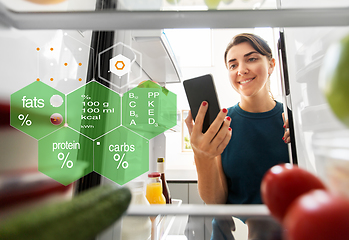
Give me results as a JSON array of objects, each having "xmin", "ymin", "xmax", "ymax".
[{"xmin": 226, "ymin": 42, "xmax": 275, "ymax": 99}]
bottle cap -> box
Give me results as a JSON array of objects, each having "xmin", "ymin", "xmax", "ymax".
[
  {"xmin": 148, "ymin": 172, "xmax": 161, "ymax": 178},
  {"xmin": 157, "ymin": 157, "xmax": 164, "ymax": 163},
  {"xmin": 125, "ymin": 181, "xmax": 144, "ymax": 189}
]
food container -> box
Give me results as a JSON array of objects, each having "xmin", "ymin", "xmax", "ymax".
[{"xmin": 313, "ymin": 130, "xmax": 349, "ymax": 199}]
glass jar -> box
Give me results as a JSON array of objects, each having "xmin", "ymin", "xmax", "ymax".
[
  {"xmin": 121, "ymin": 181, "xmax": 151, "ymax": 240},
  {"xmin": 146, "ymin": 172, "xmax": 166, "ymax": 204}
]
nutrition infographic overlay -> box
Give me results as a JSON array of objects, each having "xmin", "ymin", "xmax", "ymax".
[{"xmin": 10, "ymin": 80, "xmax": 177, "ymax": 186}]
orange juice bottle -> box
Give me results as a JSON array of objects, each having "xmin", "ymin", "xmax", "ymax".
[{"xmin": 146, "ymin": 172, "xmax": 166, "ymax": 204}]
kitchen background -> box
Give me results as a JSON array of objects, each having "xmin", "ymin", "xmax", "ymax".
[
  {"xmin": 164, "ymin": 27, "xmax": 282, "ymax": 177},
  {"xmin": 1, "ymin": 0, "xmax": 346, "ymax": 179}
]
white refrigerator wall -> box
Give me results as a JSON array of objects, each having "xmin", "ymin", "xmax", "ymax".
[
  {"xmin": 284, "ymin": 26, "xmax": 349, "ymax": 179},
  {"xmin": 0, "ymin": 29, "xmax": 93, "ymax": 172}
]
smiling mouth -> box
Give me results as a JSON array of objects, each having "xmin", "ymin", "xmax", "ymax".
[{"xmin": 239, "ymin": 77, "xmax": 255, "ymax": 84}]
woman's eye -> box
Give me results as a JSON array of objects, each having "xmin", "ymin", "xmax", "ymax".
[
  {"xmin": 229, "ymin": 64, "xmax": 236, "ymax": 69},
  {"xmin": 248, "ymin": 57, "xmax": 257, "ymax": 62}
]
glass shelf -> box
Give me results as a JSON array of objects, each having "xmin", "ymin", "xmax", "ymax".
[
  {"xmin": 0, "ymin": 0, "xmax": 274, "ymax": 12},
  {"xmin": 126, "ymin": 204, "xmax": 269, "ymax": 218},
  {"xmin": 0, "ymin": 0, "xmax": 348, "ymax": 30},
  {"xmin": 2, "ymin": 0, "xmax": 349, "ymax": 12},
  {"xmin": 100, "ymin": 203, "xmax": 277, "ymax": 240}
]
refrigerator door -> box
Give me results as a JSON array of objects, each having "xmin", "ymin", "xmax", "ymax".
[
  {"xmin": 280, "ymin": 26, "xmax": 349, "ymax": 181},
  {"xmin": 277, "ymin": 29, "xmax": 298, "ymax": 165}
]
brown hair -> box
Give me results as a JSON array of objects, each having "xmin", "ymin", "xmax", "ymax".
[
  {"xmin": 224, "ymin": 33, "xmax": 272, "ymax": 67},
  {"xmin": 224, "ymin": 33, "xmax": 274, "ymax": 99}
]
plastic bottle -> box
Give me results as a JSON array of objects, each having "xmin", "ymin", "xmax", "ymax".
[
  {"xmin": 157, "ymin": 157, "xmax": 172, "ymax": 204},
  {"xmin": 121, "ymin": 181, "xmax": 151, "ymax": 240},
  {"xmin": 146, "ymin": 172, "xmax": 166, "ymax": 204}
]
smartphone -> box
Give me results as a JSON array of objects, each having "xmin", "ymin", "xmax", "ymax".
[{"xmin": 183, "ymin": 74, "xmax": 221, "ymax": 133}]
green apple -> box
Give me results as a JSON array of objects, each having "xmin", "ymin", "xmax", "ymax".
[
  {"xmin": 166, "ymin": 0, "xmax": 180, "ymax": 4},
  {"xmin": 205, "ymin": 0, "xmax": 221, "ymax": 9},
  {"xmin": 320, "ymin": 34, "xmax": 349, "ymax": 127}
]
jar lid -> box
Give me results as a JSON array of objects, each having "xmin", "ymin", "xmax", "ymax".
[{"xmin": 148, "ymin": 172, "xmax": 161, "ymax": 178}]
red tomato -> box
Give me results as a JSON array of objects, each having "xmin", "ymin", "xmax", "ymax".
[
  {"xmin": 283, "ymin": 189, "xmax": 349, "ymax": 240},
  {"xmin": 261, "ymin": 163, "xmax": 326, "ymax": 223}
]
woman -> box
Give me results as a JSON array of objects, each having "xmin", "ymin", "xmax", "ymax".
[{"xmin": 185, "ymin": 33, "xmax": 290, "ymax": 239}]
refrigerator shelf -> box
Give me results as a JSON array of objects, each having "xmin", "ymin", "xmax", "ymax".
[
  {"xmin": 126, "ymin": 204, "xmax": 270, "ymax": 218},
  {"xmin": 0, "ymin": 3, "xmax": 348, "ymax": 30}
]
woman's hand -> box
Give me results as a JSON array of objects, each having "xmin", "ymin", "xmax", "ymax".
[
  {"xmin": 282, "ymin": 113, "xmax": 291, "ymax": 144},
  {"xmin": 185, "ymin": 101, "xmax": 232, "ymax": 161},
  {"xmin": 185, "ymin": 101, "xmax": 231, "ymax": 204}
]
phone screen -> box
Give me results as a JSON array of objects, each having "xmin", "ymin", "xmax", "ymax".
[{"xmin": 183, "ymin": 74, "xmax": 221, "ymax": 133}]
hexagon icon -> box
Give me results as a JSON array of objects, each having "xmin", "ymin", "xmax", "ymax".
[
  {"xmin": 109, "ymin": 54, "xmax": 131, "ymax": 77},
  {"xmin": 38, "ymin": 127, "xmax": 93, "ymax": 186},
  {"xmin": 99, "ymin": 42, "xmax": 143, "ymax": 89},
  {"xmin": 67, "ymin": 80, "xmax": 121, "ymax": 139},
  {"xmin": 115, "ymin": 61, "xmax": 125, "ymax": 70},
  {"xmin": 94, "ymin": 126, "xmax": 149, "ymax": 185},
  {"xmin": 10, "ymin": 81, "xmax": 65, "ymax": 140},
  {"xmin": 122, "ymin": 80, "xmax": 177, "ymax": 139},
  {"xmin": 37, "ymin": 31, "xmax": 95, "ymax": 94}
]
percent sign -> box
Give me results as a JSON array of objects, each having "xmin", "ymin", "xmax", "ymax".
[
  {"xmin": 58, "ymin": 152, "xmax": 73, "ymax": 168},
  {"xmin": 18, "ymin": 114, "xmax": 32, "ymax": 126},
  {"xmin": 81, "ymin": 94, "xmax": 91, "ymax": 100},
  {"xmin": 113, "ymin": 153, "xmax": 128, "ymax": 169}
]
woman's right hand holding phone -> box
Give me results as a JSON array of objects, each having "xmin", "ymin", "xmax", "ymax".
[
  {"xmin": 185, "ymin": 101, "xmax": 232, "ymax": 162},
  {"xmin": 185, "ymin": 101, "xmax": 232, "ymax": 204}
]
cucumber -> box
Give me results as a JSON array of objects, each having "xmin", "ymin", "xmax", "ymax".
[{"xmin": 0, "ymin": 184, "xmax": 131, "ymax": 240}]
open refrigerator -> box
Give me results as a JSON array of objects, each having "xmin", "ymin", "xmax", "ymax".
[{"xmin": 0, "ymin": 0, "xmax": 349, "ymax": 239}]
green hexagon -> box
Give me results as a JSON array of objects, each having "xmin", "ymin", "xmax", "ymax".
[
  {"xmin": 10, "ymin": 81, "xmax": 65, "ymax": 140},
  {"xmin": 122, "ymin": 80, "xmax": 177, "ymax": 139},
  {"xmin": 94, "ymin": 126, "xmax": 149, "ymax": 185},
  {"xmin": 38, "ymin": 127, "xmax": 93, "ymax": 186},
  {"xmin": 67, "ymin": 80, "xmax": 121, "ymax": 139}
]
